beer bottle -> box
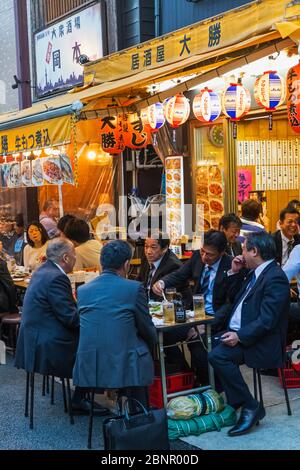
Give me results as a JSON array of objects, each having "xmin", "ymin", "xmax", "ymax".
[{"xmin": 173, "ymin": 292, "xmax": 186, "ymax": 323}]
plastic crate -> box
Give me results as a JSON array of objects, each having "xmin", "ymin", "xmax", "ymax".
[
  {"xmin": 278, "ymin": 346, "xmax": 300, "ymax": 388},
  {"xmin": 149, "ymin": 372, "xmax": 194, "ymax": 408}
]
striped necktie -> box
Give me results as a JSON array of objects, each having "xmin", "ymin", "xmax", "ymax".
[
  {"xmin": 287, "ymin": 240, "xmax": 294, "ymax": 258},
  {"xmin": 199, "ymin": 265, "xmax": 212, "ymax": 295},
  {"xmin": 147, "ymin": 264, "xmax": 155, "ymax": 291}
]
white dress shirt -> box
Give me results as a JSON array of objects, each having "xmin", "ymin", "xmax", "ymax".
[
  {"xmin": 283, "ymin": 245, "xmax": 300, "ymax": 298},
  {"xmin": 229, "ymin": 259, "xmax": 274, "ymax": 331}
]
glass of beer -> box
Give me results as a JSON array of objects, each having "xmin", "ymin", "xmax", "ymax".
[
  {"xmin": 193, "ymin": 294, "xmax": 205, "ymax": 320},
  {"xmin": 165, "ymin": 288, "xmax": 176, "ymax": 302},
  {"xmin": 162, "ymin": 301, "xmax": 175, "ymax": 324}
]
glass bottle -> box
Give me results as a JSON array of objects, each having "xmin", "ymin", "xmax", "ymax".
[{"xmin": 173, "ymin": 292, "xmax": 186, "ymax": 323}]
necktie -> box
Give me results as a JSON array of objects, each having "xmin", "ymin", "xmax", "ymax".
[
  {"xmin": 287, "ymin": 240, "xmax": 294, "ymax": 258},
  {"xmin": 147, "ymin": 264, "xmax": 155, "ymax": 291},
  {"xmin": 244, "ymin": 270, "xmax": 256, "ymax": 294},
  {"xmin": 199, "ymin": 265, "xmax": 212, "ymax": 295}
]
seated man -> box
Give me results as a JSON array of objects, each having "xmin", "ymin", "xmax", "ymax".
[
  {"xmin": 283, "ymin": 240, "xmax": 300, "ymax": 323},
  {"xmin": 73, "ymin": 240, "xmax": 157, "ymax": 409},
  {"xmin": 64, "ymin": 218, "xmax": 102, "ymax": 270},
  {"xmin": 0, "ymin": 258, "xmax": 18, "ymax": 314},
  {"xmin": 272, "ymin": 207, "xmax": 300, "ymax": 267},
  {"xmin": 15, "ymin": 237, "xmax": 108, "ymax": 416},
  {"xmin": 209, "ymin": 232, "xmax": 290, "ymax": 436},
  {"xmin": 39, "ymin": 199, "xmax": 59, "ymax": 239},
  {"xmin": 219, "ymin": 213, "xmax": 242, "ymax": 257}
]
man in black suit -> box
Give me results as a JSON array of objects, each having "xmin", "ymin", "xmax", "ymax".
[
  {"xmin": 209, "ymin": 232, "xmax": 290, "ymax": 436},
  {"xmin": 272, "ymin": 207, "xmax": 300, "ymax": 266},
  {"xmin": 138, "ymin": 232, "xmax": 191, "ymax": 303},
  {"xmin": 153, "ymin": 230, "xmax": 238, "ymax": 383},
  {"xmin": 219, "ymin": 213, "xmax": 243, "ymax": 257},
  {"xmin": 0, "ymin": 258, "xmax": 18, "ymax": 314}
]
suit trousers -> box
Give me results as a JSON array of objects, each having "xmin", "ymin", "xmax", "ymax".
[
  {"xmin": 208, "ymin": 342, "xmax": 255, "ymax": 409},
  {"xmin": 289, "ymin": 300, "xmax": 300, "ymax": 322}
]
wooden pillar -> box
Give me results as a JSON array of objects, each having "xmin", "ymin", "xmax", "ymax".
[{"xmin": 223, "ymin": 119, "xmax": 238, "ymax": 214}]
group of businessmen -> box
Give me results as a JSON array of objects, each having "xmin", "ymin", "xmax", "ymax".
[{"xmin": 14, "ymin": 208, "xmax": 293, "ymax": 437}]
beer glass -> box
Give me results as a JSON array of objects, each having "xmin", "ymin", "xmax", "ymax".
[
  {"xmin": 193, "ymin": 294, "xmax": 205, "ymax": 320},
  {"xmin": 162, "ymin": 301, "xmax": 175, "ymax": 324}
]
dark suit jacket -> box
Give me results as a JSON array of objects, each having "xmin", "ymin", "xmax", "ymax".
[
  {"xmin": 161, "ymin": 251, "xmax": 238, "ymax": 317},
  {"xmin": 15, "ymin": 261, "xmax": 79, "ymax": 378},
  {"xmin": 0, "ymin": 259, "xmax": 18, "ymax": 313},
  {"xmin": 138, "ymin": 249, "xmax": 191, "ymax": 303},
  {"xmin": 225, "ymin": 241, "xmax": 243, "ymax": 257},
  {"xmin": 73, "ymin": 270, "xmax": 157, "ymax": 388},
  {"xmin": 220, "ymin": 261, "xmax": 290, "ymax": 369},
  {"xmin": 272, "ymin": 230, "xmax": 300, "ymax": 266}
]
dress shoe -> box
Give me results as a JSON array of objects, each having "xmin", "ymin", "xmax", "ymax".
[
  {"xmin": 228, "ymin": 402, "xmax": 265, "ymax": 437},
  {"xmin": 72, "ymin": 398, "xmax": 110, "ymax": 416}
]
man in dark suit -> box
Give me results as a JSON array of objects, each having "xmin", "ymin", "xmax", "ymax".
[
  {"xmin": 272, "ymin": 207, "xmax": 300, "ymax": 266},
  {"xmin": 73, "ymin": 240, "xmax": 157, "ymax": 409},
  {"xmin": 15, "ymin": 238, "xmax": 107, "ymax": 415},
  {"xmin": 153, "ymin": 230, "xmax": 238, "ymax": 383},
  {"xmin": 219, "ymin": 213, "xmax": 243, "ymax": 257},
  {"xmin": 0, "ymin": 258, "xmax": 18, "ymax": 314},
  {"xmin": 209, "ymin": 232, "xmax": 290, "ymax": 436},
  {"xmin": 138, "ymin": 232, "xmax": 191, "ymax": 303}
]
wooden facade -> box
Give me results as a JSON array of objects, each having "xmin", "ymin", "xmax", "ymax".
[{"xmin": 31, "ymin": 0, "xmax": 94, "ymax": 30}]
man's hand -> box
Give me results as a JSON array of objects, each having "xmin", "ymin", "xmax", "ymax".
[
  {"xmin": 220, "ymin": 331, "xmax": 239, "ymax": 347},
  {"xmin": 290, "ymin": 288, "xmax": 298, "ymax": 299},
  {"xmin": 152, "ymin": 280, "xmax": 165, "ymax": 296},
  {"xmin": 231, "ymin": 255, "xmax": 246, "ymax": 273}
]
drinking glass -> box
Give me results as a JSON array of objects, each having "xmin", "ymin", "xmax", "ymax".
[
  {"xmin": 165, "ymin": 288, "xmax": 176, "ymax": 302},
  {"xmin": 162, "ymin": 301, "xmax": 175, "ymax": 324},
  {"xmin": 193, "ymin": 294, "xmax": 205, "ymax": 320}
]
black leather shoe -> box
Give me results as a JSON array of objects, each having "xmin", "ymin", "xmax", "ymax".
[
  {"xmin": 228, "ymin": 402, "xmax": 265, "ymax": 437},
  {"xmin": 72, "ymin": 399, "xmax": 110, "ymax": 416}
]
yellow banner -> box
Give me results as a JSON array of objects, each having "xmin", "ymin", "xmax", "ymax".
[
  {"xmin": 0, "ymin": 115, "xmax": 72, "ymax": 155},
  {"xmin": 84, "ymin": 0, "xmax": 300, "ymax": 84}
]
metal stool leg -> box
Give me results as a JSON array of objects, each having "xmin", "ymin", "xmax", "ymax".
[
  {"xmin": 253, "ymin": 368, "xmax": 258, "ymax": 400},
  {"xmin": 29, "ymin": 372, "xmax": 35, "ymax": 429},
  {"xmin": 51, "ymin": 376, "xmax": 55, "ymax": 405},
  {"xmin": 66, "ymin": 378, "xmax": 74, "ymax": 425},
  {"xmin": 87, "ymin": 388, "xmax": 95, "ymax": 449},
  {"xmin": 46, "ymin": 375, "xmax": 49, "ymax": 394},
  {"xmin": 257, "ymin": 370, "xmax": 264, "ymax": 408},
  {"xmin": 280, "ymin": 367, "xmax": 292, "ymax": 416},
  {"xmin": 61, "ymin": 379, "xmax": 68, "ymax": 413},
  {"xmin": 25, "ymin": 372, "xmax": 30, "ymax": 417},
  {"xmin": 42, "ymin": 375, "xmax": 46, "ymax": 396}
]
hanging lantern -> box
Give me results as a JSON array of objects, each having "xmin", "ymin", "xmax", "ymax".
[
  {"xmin": 140, "ymin": 107, "xmax": 152, "ymax": 132},
  {"xmin": 287, "ymin": 62, "xmax": 300, "ymax": 134},
  {"xmin": 193, "ymin": 88, "xmax": 221, "ymax": 122},
  {"xmin": 254, "ymin": 70, "xmax": 285, "ymax": 111},
  {"xmin": 164, "ymin": 94, "xmax": 190, "ymax": 128},
  {"xmin": 121, "ymin": 113, "xmax": 149, "ymax": 149},
  {"xmin": 99, "ymin": 115, "xmax": 124, "ymax": 154},
  {"xmin": 221, "ymin": 82, "xmax": 251, "ymax": 121},
  {"xmin": 148, "ymin": 102, "xmax": 165, "ymax": 130}
]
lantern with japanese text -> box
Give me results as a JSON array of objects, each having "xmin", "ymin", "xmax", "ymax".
[
  {"xmin": 148, "ymin": 102, "xmax": 165, "ymax": 130},
  {"xmin": 193, "ymin": 88, "xmax": 221, "ymax": 122},
  {"xmin": 254, "ymin": 70, "xmax": 285, "ymax": 130},
  {"xmin": 221, "ymin": 82, "xmax": 251, "ymax": 121},
  {"xmin": 99, "ymin": 115, "xmax": 124, "ymax": 154},
  {"xmin": 164, "ymin": 94, "xmax": 190, "ymax": 128},
  {"xmin": 140, "ymin": 108, "xmax": 152, "ymax": 132},
  {"xmin": 120, "ymin": 113, "xmax": 149, "ymax": 149},
  {"xmin": 287, "ymin": 62, "xmax": 300, "ymax": 134}
]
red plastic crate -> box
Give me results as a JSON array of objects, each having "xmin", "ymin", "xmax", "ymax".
[
  {"xmin": 278, "ymin": 367, "xmax": 300, "ymax": 389},
  {"xmin": 149, "ymin": 372, "xmax": 194, "ymax": 408}
]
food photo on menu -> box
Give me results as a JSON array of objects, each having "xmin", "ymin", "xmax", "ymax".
[
  {"xmin": 0, "ymin": 163, "xmax": 11, "ymax": 188},
  {"xmin": 31, "ymin": 158, "xmax": 44, "ymax": 186},
  {"xmin": 21, "ymin": 160, "xmax": 32, "ymax": 187},
  {"xmin": 8, "ymin": 162, "xmax": 21, "ymax": 188},
  {"xmin": 60, "ymin": 153, "xmax": 74, "ymax": 185},
  {"xmin": 42, "ymin": 156, "xmax": 62, "ymax": 185}
]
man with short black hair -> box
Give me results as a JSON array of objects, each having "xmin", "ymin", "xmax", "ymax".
[
  {"xmin": 209, "ymin": 231, "xmax": 290, "ymax": 436},
  {"xmin": 219, "ymin": 213, "xmax": 243, "ymax": 257},
  {"xmin": 240, "ymin": 199, "xmax": 265, "ymax": 242},
  {"xmin": 272, "ymin": 207, "xmax": 300, "ymax": 266},
  {"xmin": 39, "ymin": 199, "xmax": 59, "ymax": 238},
  {"xmin": 73, "ymin": 240, "xmax": 157, "ymax": 409}
]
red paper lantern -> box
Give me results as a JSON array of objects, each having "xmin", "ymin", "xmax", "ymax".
[
  {"xmin": 254, "ymin": 70, "xmax": 285, "ymax": 111},
  {"xmin": 99, "ymin": 115, "xmax": 124, "ymax": 154},
  {"xmin": 221, "ymin": 83, "xmax": 251, "ymax": 121},
  {"xmin": 287, "ymin": 62, "xmax": 300, "ymax": 134},
  {"xmin": 120, "ymin": 114, "xmax": 149, "ymax": 149},
  {"xmin": 164, "ymin": 94, "xmax": 190, "ymax": 128}
]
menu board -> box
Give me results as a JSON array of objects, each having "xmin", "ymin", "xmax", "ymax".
[
  {"xmin": 165, "ymin": 156, "xmax": 185, "ymax": 242},
  {"xmin": 195, "ymin": 164, "xmax": 224, "ymax": 231},
  {"xmin": 0, "ymin": 154, "xmax": 74, "ymax": 189},
  {"xmin": 237, "ymin": 139, "xmax": 300, "ymax": 190}
]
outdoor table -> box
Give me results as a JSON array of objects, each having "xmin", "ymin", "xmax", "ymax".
[{"xmin": 154, "ymin": 316, "xmax": 214, "ymax": 408}]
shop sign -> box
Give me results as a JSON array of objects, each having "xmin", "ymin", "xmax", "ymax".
[
  {"xmin": 34, "ymin": 3, "xmax": 104, "ymax": 97},
  {"xmin": 238, "ymin": 169, "xmax": 252, "ymax": 202},
  {"xmin": 0, "ymin": 115, "xmax": 71, "ymax": 155}
]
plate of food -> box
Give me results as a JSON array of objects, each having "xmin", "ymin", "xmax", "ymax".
[
  {"xmin": 172, "ymin": 171, "xmax": 181, "ymax": 182},
  {"xmin": 8, "ymin": 162, "xmax": 21, "ymax": 188},
  {"xmin": 32, "ymin": 159, "xmax": 43, "ymax": 186},
  {"xmin": 21, "ymin": 160, "xmax": 32, "ymax": 186},
  {"xmin": 148, "ymin": 302, "xmax": 163, "ymax": 316},
  {"xmin": 209, "ymin": 183, "xmax": 223, "ymax": 197},
  {"xmin": 211, "ymin": 216, "xmax": 221, "ymax": 229},
  {"xmin": 196, "ymin": 185, "xmax": 208, "ymax": 197},
  {"xmin": 196, "ymin": 198, "xmax": 209, "ymax": 213},
  {"xmin": 42, "ymin": 157, "xmax": 62, "ymax": 184},
  {"xmin": 209, "ymin": 165, "xmax": 221, "ymax": 181},
  {"xmin": 204, "ymin": 218, "xmax": 211, "ymax": 230},
  {"xmin": 210, "ymin": 199, "xmax": 224, "ymax": 213},
  {"xmin": 60, "ymin": 153, "xmax": 74, "ymax": 185}
]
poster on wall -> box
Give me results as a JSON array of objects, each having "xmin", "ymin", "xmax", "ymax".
[
  {"xmin": 34, "ymin": 3, "xmax": 104, "ymax": 97},
  {"xmin": 165, "ymin": 156, "xmax": 185, "ymax": 242},
  {"xmin": 196, "ymin": 164, "xmax": 224, "ymax": 231},
  {"xmin": 237, "ymin": 169, "xmax": 252, "ymax": 203}
]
